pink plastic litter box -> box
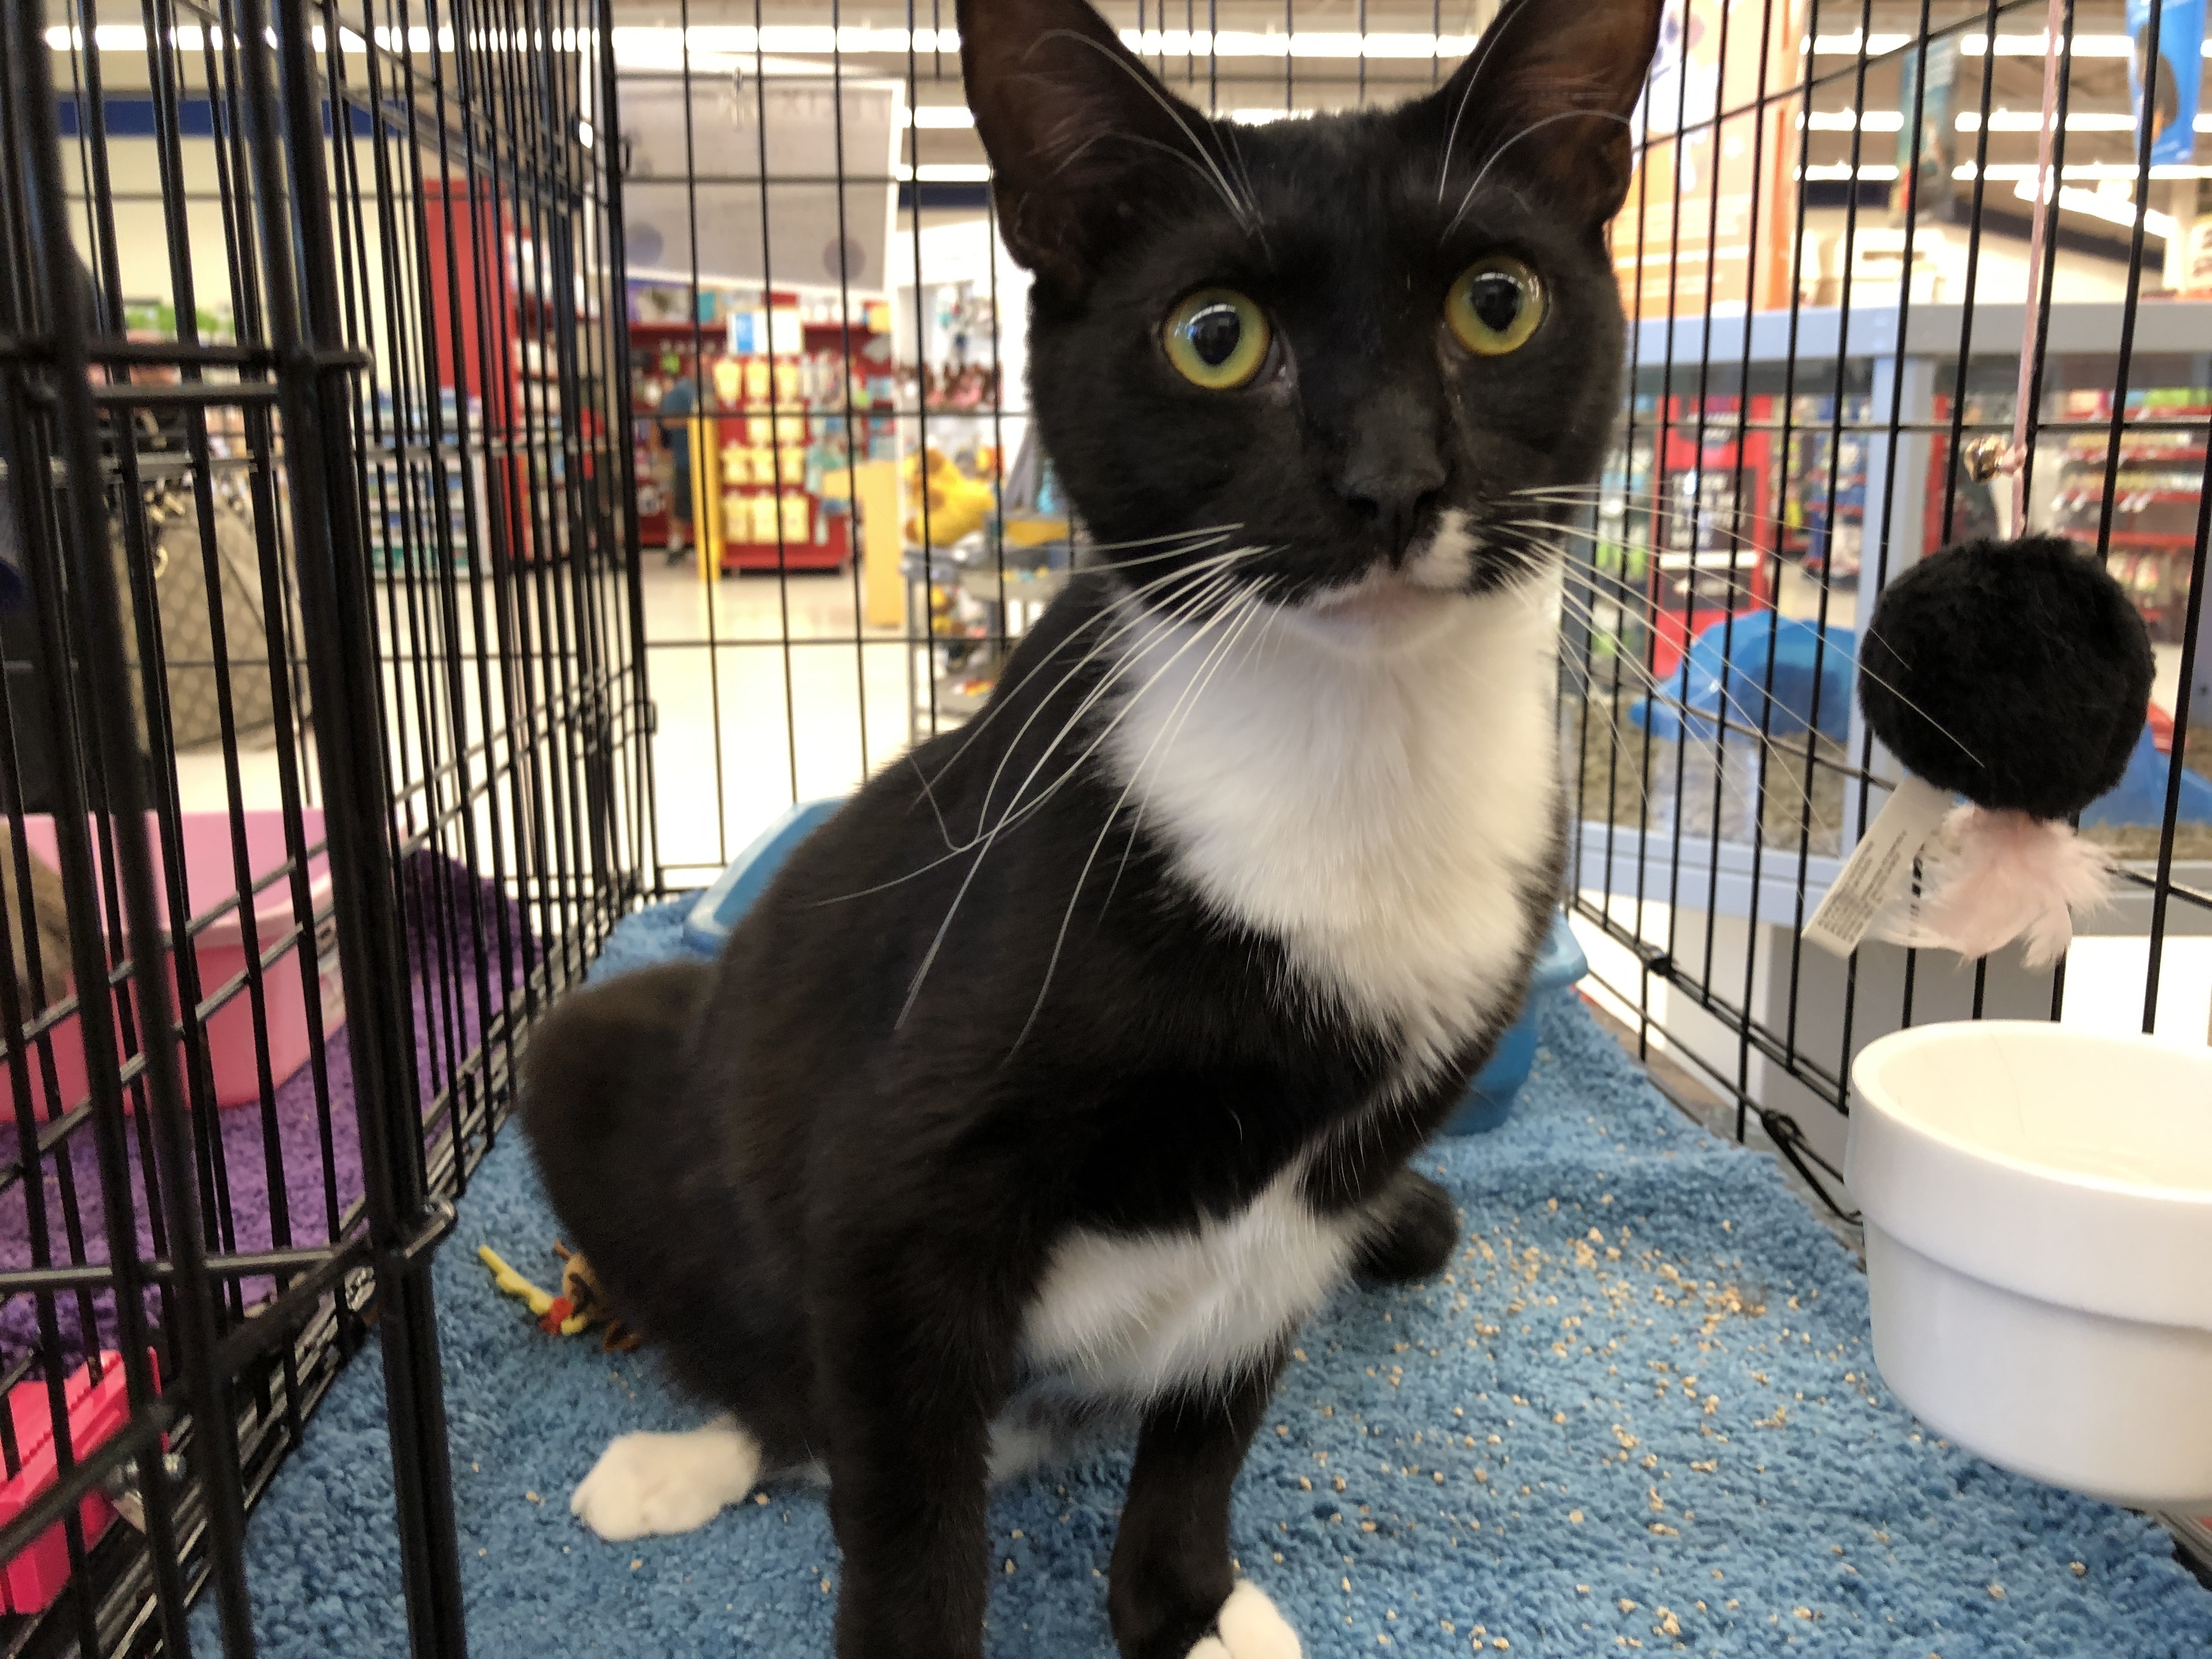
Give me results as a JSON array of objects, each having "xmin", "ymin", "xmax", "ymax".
[
  {"xmin": 12, "ymin": 811, "xmax": 342, "ymax": 1120},
  {"xmin": 0, "ymin": 1351, "xmax": 157, "ymax": 1613}
]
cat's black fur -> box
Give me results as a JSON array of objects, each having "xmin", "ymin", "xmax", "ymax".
[{"xmin": 522, "ymin": 2, "xmax": 1661, "ymax": 1655}]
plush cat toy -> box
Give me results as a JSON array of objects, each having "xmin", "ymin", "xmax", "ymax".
[{"xmin": 1854, "ymin": 534, "xmax": 2154, "ymax": 966}]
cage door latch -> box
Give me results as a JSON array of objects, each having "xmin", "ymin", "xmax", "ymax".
[{"xmin": 388, "ymin": 1198, "xmax": 459, "ymax": 1278}]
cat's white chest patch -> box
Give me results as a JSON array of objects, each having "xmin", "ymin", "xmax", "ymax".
[
  {"xmin": 1021, "ymin": 1170, "xmax": 1363, "ymax": 1401},
  {"xmin": 1102, "ymin": 579, "xmax": 1560, "ymax": 1090}
]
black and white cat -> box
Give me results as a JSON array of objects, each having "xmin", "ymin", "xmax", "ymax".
[{"xmin": 521, "ymin": 0, "xmax": 1661, "ymax": 1654}]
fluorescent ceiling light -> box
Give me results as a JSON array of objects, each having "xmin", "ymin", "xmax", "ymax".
[
  {"xmin": 1956, "ymin": 32, "xmax": 2133, "ymax": 55},
  {"xmin": 904, "ymin": 107, "xmax": 975, "ymax": 129},
  {"xmin": 1116, "ymin": 30, "xmax": 1477, "ymax": 58},
  {"xmin": 48, "ymin": 21, "xmax": 595, "ymax": 52},
  {"xmin": 900, "ymin": 163, "xmax": 992, "ymax": 183},
  {"xmin": 1803, "ymin": 110, "xmax": 1905, "ymax": 131},
  {"xmin": 1801, "ymin": 163, "xmax": 1901, "ymax": 180},
  {"xmin": 47, "ymin": 24, "xmax": 156, "ymax": 48},
  {"xmin": 2013, "ymin": 177, "xmax": 2175, "ymax": 236},
  {"xmin": 1808, "ymin": 32, "xmax": 1914, "ymax": 54},
  {"xmin": 607, "ymin": 25, "xmax": 955, "ymax": 62},
  {"xmin": 1957, "ymin": 111, "xmax": 2135, "ymax": 131},
  {"xmin": 1959, "ymin": 161, "xmax": 2212, "ymax": 179},
  {"xmin": 603, "ymin": 25, "xmax": 1491, "ymax": 61}
]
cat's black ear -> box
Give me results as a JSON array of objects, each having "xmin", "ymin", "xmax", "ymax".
[
  {"xmin": 1421, "ymin": 0, "xmax": 1666, "ymax": 224},
  {"xmin": 958, "ymin": 0, "xmax": 1227, "ymax": 292}
]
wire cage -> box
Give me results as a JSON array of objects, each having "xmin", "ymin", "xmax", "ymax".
[
  {"xmin": 0, "ymin": 0, "xmax": 2206, "ymax": 1652},
  {"xmin": 0, "ymin": 0, "xmax": 645, "ymax": 1648}
]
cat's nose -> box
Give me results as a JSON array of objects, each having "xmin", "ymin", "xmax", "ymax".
[
  {"xmin": 1345, "ymin": 474, "xmax": 1446, "ymax": 561},
  {"xmin": 1341, "ymin": 391, "xmax": 1447, "ymax": 558}
]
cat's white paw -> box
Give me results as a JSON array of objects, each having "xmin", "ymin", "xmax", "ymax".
[
  {"xmin": 1188, "ymin": 1582, "xmax": 1302, "ymax": 1659},
  {"xmin": 570, "ymin": 1418, "xmax": 760, "ymax": 1542}
]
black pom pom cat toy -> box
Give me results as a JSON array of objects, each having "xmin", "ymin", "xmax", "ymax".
[{"xmin": 1846, "ymin": 534, "xmax": 2154, "ymax": 965}]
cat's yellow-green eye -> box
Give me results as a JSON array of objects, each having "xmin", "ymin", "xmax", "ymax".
[
  {"xmin": 1163, "ymin": 289, "xmax": 1271, "ymax": 390},
  {"xmin": 1447, "ymin": 256, "xmax": 1544, "ymax": 356}
]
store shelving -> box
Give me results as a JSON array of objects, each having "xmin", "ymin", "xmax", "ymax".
[{"xmin": 629, "ymin": 289, "xmax": 898, "ymax": 573}]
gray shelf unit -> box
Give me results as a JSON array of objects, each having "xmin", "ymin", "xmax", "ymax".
[{"xmin": 1578, "ymin": 300, "xmax": 2212, "ymax": 1177}]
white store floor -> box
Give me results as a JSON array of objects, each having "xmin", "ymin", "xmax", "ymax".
[
  {"xmin": 172, "ymin": 559, "xmax": 919, "ymax": 885},
  {"xmin": 629, "ymin": 560, "xmax": 917, "ymax": 883}
]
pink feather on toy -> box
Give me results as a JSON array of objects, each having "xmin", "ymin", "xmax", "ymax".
[{"xmin": 1874, "ymin": 806, "xmax": 2114, "ymax": 968}]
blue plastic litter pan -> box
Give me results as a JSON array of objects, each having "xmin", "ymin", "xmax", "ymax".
[{"xmin": 685, "ymin": 797, "xmax": 1585, "ymax": 1132}]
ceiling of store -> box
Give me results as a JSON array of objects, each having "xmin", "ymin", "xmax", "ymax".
[{"xmin": 44, "ymin": 0, "xmax": 2179, "ymax": 267}]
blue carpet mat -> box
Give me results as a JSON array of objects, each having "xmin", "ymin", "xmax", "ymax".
[{"xmin": 199, "ymin": 901, "xmax": 2212, "ymax": 1656}]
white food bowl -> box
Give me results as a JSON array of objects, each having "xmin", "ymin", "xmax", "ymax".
[{"xmin": 1848, "ymin": 1021, "xmax": 2212, "ymax": 1510}]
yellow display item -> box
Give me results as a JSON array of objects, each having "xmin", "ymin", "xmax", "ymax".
[
  {"xmin": 692, "ymin": 414, "xmax": 718, "ymax": 590},
  {"xmin": 833, "ymin": 458, "xmax": 903, "ymax": 627},
  {"xmin": 749, "ymin": 493, "xmax": 780, "ymax": 544},
  {"xmin": 903, "ymin": 446, "xmax": 996, "ymax": 548},
  {"xmin": 1002, "ymin": 514, "xmax": 1073, "ymax": 548}
]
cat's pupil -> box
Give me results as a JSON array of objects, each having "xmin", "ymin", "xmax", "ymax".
[
  {"xmin": 1469, "ymin": 274, "xmax": 1522, "ymax": 334},
  {"xmin": 1188, "ymin": 304, "xmax": 1243, "ymax": 366}
]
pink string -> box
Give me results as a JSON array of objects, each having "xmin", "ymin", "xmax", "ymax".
[{"xmin": 2007, "ymin": 0, "xmax": 2073, "ymax": 529}]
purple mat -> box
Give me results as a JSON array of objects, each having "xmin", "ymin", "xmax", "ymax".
[{"xmin": 0, "ymin": 854, "xmax": 533, "ymax": 1375}]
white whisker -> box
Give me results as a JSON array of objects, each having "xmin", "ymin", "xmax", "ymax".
[
  {"xmin": 895, "ymin": 568, "xmax": 1255, "ymax": 1028},
  {"xmin": 814, "ymin": 560, "xmax": 1257, "ymax": 906},
  {"xmin": 1511, "ymin": 526, "xmax": 1986, "ymax": 771},
  {"xmin": 1009, "ymin": 588, "xmax": 1266, "ymax": 1058},
  {"xmin": 1446, "ymin": 108, "xmax": 1635, "ymax": 236},
  {"xmin": 1042, "ymin": 30, "xmax": 1265, "ymax": 239},
  {"xmin": 1432, "ymin": 0, "xmax": 1540, "ymax": 203},
  {"xmin": 923, "ymin": 545, "xmax": 1253, "ymax": 813}
]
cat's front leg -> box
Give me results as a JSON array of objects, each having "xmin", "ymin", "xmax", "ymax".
[
  {"xmin": 1108, "ymin": 1355, "xmax": 1301, "ymax": 1659},
  {"xmin": 817, "ymin": 1262, "xmax": 1011, "ymax": 1659}
]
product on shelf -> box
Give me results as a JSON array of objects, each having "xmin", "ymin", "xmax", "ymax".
[
  {"xmin": 903, "ymin": 447, "xmax": 996, "ymax": 549},
  {"xmin": 626, "ymin": 283, "xmax": 896, "ymax": 571},
  {"xmin": 2046, "ymin": 387, "xmax": 2209, "ymax": 645}
]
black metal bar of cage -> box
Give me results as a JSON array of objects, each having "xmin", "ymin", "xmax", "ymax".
[
  {"xmin": 9, "ymin": 6, "xmax": 232, "ymax": 1652},
  {"xmin": 0, "ymin": 0, "xmax": 628, "ymax": 1643},
  {"xmin": 233, "ymin": 0, "xmax": 470, "ymax": 1649}
]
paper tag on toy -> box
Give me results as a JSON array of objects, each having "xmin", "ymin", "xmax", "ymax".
[{"xmin": 1802, "ymin": 775, "xmax": 1954, "ymax": 958}]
